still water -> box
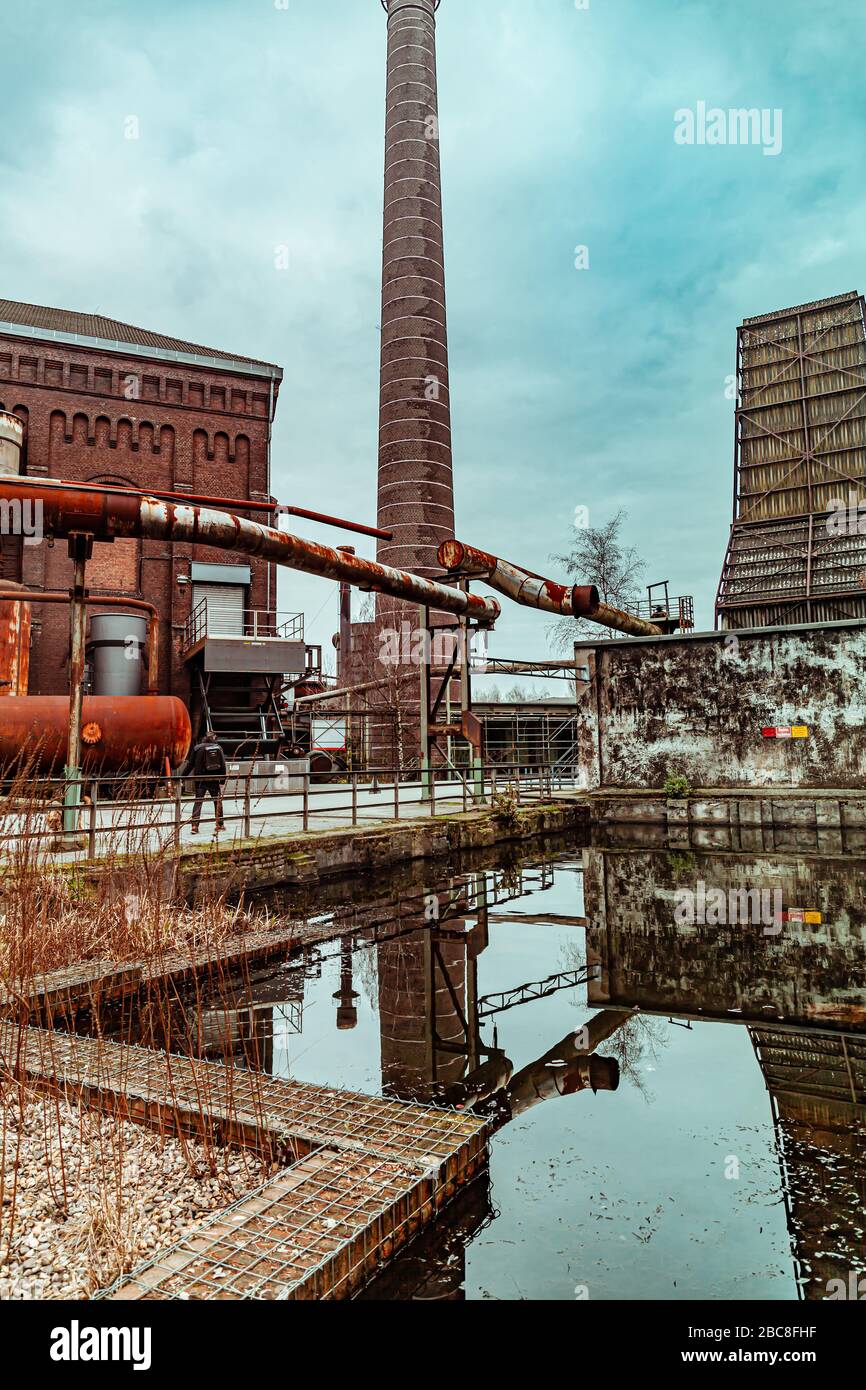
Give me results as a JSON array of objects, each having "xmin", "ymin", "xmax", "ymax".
[{"xmin": 103, "ymin": 832, "xmax": 866, "ymax": 1301}]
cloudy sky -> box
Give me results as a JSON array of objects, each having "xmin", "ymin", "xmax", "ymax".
[{"xmin": 3, "ymin": 0, "xmax": 864, "ymax": 675}]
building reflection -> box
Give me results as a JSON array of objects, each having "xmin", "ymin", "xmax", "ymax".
[
  {"xmin": 99, "ymin": 833, "xmax": 866, "ymax": 1300},
  {"xmin": 583, "ymin": 835, "xmax": 866, "ymax": 1301}
]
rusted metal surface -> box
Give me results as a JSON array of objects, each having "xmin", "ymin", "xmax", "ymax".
[
  {"xmin": 594, "ymin": 600, "xmax": 664, "ymax": 637},
  {"xmin": 439, "ymin": 538, "xmax": 662, "ymax": 635},
  {"xmin": 0, "ymin": 581, "xmax": 30, "ymax": 696},
  {"xmin": 7, "ymin": 590, "xmax": 158, "ymax": 694},
  {"xmin": 0, "ymin": 479, "xmax": 498, "ymax": 625},
  {"xmin": 59, "ymin": 478, "xmax": 392, "ymax": 540},
  {"xmin": 294, "ymin": 672, "xmax": 413, "ymax": 706},
  {"xmin": 0, "ymin": 694, "xmax": 191, "ymax": 773},
  {"xmin": 281, "ymin": 505, "xmax": 390, "ymax": 542},
  {"xmin": 336, "ymin": 546, "xmax": 354, "ymax": 681}
]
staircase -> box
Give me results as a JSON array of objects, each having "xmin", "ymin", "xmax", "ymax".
[{"xmin": 195, "ymin": 671, "xmax": 286, "ymax": 759}]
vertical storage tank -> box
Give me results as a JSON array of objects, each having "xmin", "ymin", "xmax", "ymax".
[
  {"xmin": 0, "ymin": 412, "xmax": 24, "ymax": 475},
  {"xmin": 89, "ymin": 613, "xmax": 147, "ymax": 696}
]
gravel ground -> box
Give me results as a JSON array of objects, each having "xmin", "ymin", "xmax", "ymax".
[{"xmin": 0, "ymin": 1085, "xmax": 267, "ymax": 1299}]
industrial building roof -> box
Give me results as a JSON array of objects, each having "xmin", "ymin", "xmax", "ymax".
[{"xmin": 0, "ymin": 298, "xmax": 282, "ymax": 379}]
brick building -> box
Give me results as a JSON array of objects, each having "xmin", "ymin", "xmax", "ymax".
[{"xmin": 0, "ymin": 298, "xmax": 282, "ymax": 710}]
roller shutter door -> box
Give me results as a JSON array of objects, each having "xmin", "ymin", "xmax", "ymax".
[{"xmin": 192, "ymin": 582, "xmax": 244, "ymax": 636}]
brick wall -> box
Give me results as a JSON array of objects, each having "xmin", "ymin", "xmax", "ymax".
[{"xmin": 0, "ymin": 333, "xmax": 279, "ymax": 699}]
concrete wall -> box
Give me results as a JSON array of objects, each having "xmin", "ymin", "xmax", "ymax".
[
  {"xmin": 583, "ymin": 842, "xmax": 866, "ymax": 1027},
  {"xmin": 575, "ymin": 620, "xmax": 866, "ymax": 791}
]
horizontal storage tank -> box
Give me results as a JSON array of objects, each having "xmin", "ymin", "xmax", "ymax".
[
  {"xmin": 0, "ymin": 696, "xmax": 191, "ymax": 774},
  {"xmin": 0, "ymin": 412, "xmax": 24, "ymax": 475},
  {"xmin": 89, "ymin": 613, "xmax": 147, "ymax": 696}
]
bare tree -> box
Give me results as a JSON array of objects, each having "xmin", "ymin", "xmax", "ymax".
[
  {"xmin": 549, "ymin": 509, "xmax": 646, "ymax": 651},
  {"xmin": 505, "ymin": 682, "xmax": 546, "ymax": 702}
]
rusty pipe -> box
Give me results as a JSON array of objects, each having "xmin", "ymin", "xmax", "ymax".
[
  {"xmin": 58, "ymin": 478, "xmax": 393, "ymax": 540},
  {"xmin": 293, "ymin": 671, "xmax": 415, "ymax": 706},
  {"xmin": 593, "ymin": 601, "xmax": 664, "ymax": 638},
  {"xmin": 438, "ymin": 539, "xmax": 662, "ymax": 636},
  {"xmin": 1, "ymin": 590, "xmax": 159, "ymax": 695},
  {"xmin": 2, "ymin": 479, "xmax": 499, "ymax": 625}
]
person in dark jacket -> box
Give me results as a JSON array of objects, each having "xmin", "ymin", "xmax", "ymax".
[{"xmin": 184, "ymin": 730, "xmax": 227, "ymax": 834}]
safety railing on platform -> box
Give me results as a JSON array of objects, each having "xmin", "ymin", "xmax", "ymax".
[
  {"xmin": 0, "ymin": 762, "xmax": 580, "ymax": 858},
  {"xmin": 182, "ymin": 601, "xmax": 305, "ymax": 653}
]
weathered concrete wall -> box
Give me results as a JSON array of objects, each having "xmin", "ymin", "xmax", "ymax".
[
  {"xmin": 590, "ymin": 788, "xmax": 866, "ymax": 835},
  {"xmin": 583, "ymin": 843, "xmax": 866, "ymax": 1027},
  {"xmin": 575, "ymin": 619, "xmax": 866, "ymax": 791}
]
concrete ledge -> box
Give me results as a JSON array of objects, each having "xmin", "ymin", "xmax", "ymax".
[
  {"xmin": 586, "ymin": 788, "xmax": 866, "ymax": 852},
  {"xmin": 78, "ymin": 799, "xmax": 589, "ymax": 901},
  {"xmin": 178, "ymin": 801, "xmax": 588, "ymax": 900},
  {"xmin": 589, "ymin": 787, "xmax": 866, "ymax": 825}
]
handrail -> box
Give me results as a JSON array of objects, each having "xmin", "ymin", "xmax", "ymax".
[
  {"xmin": 0, "ymin": 762, "xmax": 575, "ymax": 856},
  {"xmin": 182, "ymin": 600, "xmax": 305, "ymax": 651}
]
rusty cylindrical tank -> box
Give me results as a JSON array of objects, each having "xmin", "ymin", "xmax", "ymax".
[
  {"xmin": 0, "ymin": 581, "xmax": 31, "ymax": 697},
  {"xmin": 0, "ymin": 696, "xmax": 191, "ymax": 775},
  {"xmin": 0, "ymin": 412, "xmax": 24, "ymax": 475}
]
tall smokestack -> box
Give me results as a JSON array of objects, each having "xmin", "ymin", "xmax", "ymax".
[{"xmin": 376, "ymin": 0, "xmax": 455, "ymax": 703}]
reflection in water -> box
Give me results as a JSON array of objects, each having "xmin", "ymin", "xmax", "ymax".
[{"xmin": 94, "ymin": 832, "xmax": 865, "ymax": 1301}]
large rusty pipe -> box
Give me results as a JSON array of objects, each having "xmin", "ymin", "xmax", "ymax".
[
  {"xmin": 5, "ymin": 591, "xmax": 159, "ymax": 695},
  {"xmin": 438, "ymin": 539, "xmax": 662, "ymax": 637},
  {"xmin": 59, "ymin": 478, "xmax": 393, "ymax": 540},
  {"xmin": 1, "ymin": 478, "xmax": 499, "ymax": 625}
]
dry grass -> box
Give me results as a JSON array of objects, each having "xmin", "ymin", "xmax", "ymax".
[
  {"xmin": 0, "ymin": 776, "xmax": 294, "ymax": 1297},
  {"xmin": 0, "ymin": 771, "xmax": 278, "ymax": 986},
  {"xmin": 0, "ymin": 1081, "xmax": 267, "ymax": 1298}
]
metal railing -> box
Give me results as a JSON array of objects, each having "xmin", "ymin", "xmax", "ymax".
[
  {"xmin": 182, "ymin": 601, "xmax": 304, "ymax": 653},
  {"xmin": 0, "ymin": 762, "xmax": 580, "ymax": 859},
  {"xmin": 631, "ymin": 595, "xmax": 694, "ymax": 629}
]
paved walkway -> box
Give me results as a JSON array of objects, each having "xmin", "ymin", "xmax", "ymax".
[{"xmin": 0, "ymin": 776, "xmax": 577, "ymax": 863}]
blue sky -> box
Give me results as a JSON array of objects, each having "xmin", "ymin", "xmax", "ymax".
[{"xmin": 2, "ymin": 0, "xmax": 864, "ymax": 673}]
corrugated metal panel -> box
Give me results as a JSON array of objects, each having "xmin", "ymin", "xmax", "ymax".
[{"xmin": 192, "ymin": 583, "xmax": 244, "ymax": 636}]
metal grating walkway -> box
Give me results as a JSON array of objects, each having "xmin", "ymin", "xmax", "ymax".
[
  {"xmin": 100, "ymin": 1149, "xmax": 452, "ymax": 1301},
  {"xmin": 0, "ymin": 1022, "xmax": 488, "ymax": 1299}
]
